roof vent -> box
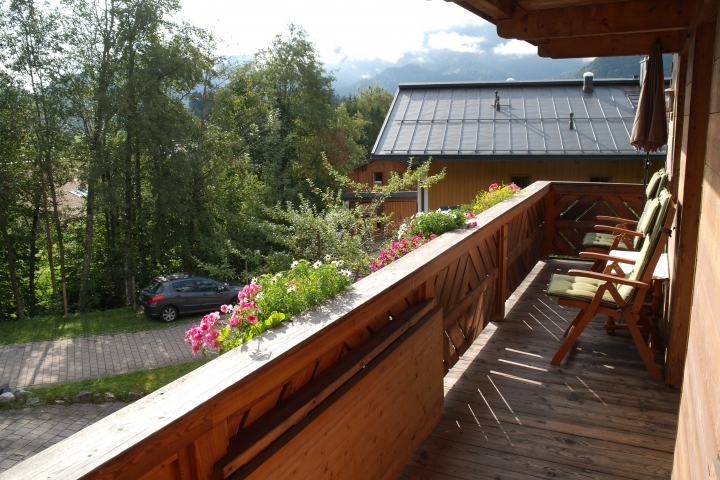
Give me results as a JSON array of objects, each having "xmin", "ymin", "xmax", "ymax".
[
  {"xmin": 583, "ymin": 72, "xmax": 594, "ymax": 94},
  {"xmin": 569, "ymin": 112, "xmax": 574, "ymax": 130},
  {"xmin": 507, "ymin": 78, "xmax": 515, "ymax": 81}
]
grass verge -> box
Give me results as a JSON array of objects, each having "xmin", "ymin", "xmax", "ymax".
[
  {"xmin": 0, "ymin": 308, "xmax": 200, "ymax": 345},
  {"xmin": 3, "ymin": 360, "xmax": 211, "ymax": 409}
]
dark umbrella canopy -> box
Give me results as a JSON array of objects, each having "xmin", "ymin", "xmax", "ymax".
[{"xmin": 631, "ymin": 41, "xmax": 667, "ymax": 209}]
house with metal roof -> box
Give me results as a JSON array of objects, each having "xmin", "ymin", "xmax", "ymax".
[{"xmin": 353, "ymin": 76, "xmax": 665, "ymax": 212}]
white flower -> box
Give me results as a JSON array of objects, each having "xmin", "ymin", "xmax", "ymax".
[
  {"xmin": 251, "ymin": 277, "xmax": 258, "ymax": 284},
  {"xmin": 341, "ymin": 269, "xmax": 352, "ymax": 277},
  {"xmin": 291, "ymin": 260, "xmax": 299, "ymax": 268},
  {"xmin": 256, "ymin": 292, "xmax": 264, "ymax": 299},
  {"xmin": 331, "ymin": 260, "xmax": 344, "ymax": 267},
  {"xmin": 287, "ymin": 285, "xmax": 296, "ymax": 293},
  {"xmin": 312, "ymin": 260, "xmax": 322, "ymax": 269}
]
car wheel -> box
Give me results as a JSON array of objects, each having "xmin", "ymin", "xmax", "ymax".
[{"xmin": 161, "ymin": 305, "xmax": 178, "ymax": 322}]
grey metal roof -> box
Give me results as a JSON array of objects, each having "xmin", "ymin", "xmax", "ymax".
[{"xmin": 371, "ymin": 79, "xmax": 666, "ymax": 159}]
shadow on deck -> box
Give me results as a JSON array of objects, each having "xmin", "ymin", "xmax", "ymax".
[{"xmin": 399, "ymin": 259, "xmax": 680, "ymax": 480}]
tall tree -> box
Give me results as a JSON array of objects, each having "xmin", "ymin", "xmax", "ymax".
[{"xmin": 3, "ymin": 0, "xmax": 71, "ymax": 315}]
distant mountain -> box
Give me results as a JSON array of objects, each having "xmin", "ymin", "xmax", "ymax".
[
  {"xmin": 328, "ymin": 24, "xmax": 669, "ymax": 96},
  {"xmin": 575, "ymin": 55, "xmax": 673, "ymax": 79}
]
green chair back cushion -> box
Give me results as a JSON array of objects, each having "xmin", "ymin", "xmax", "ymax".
[
  {"xmin": 633, "ymin": 197, "xmax": 660, "ymax": 249},
  {"xmin": 645, "ymin": 168, "xmax": 665, "ymax": 199}
]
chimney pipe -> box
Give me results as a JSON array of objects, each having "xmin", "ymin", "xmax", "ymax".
[
  {"xmin": 583, "ymin": 72, "xmax": 594, "ymax": 94},
  {"xmin": 569, "ymin": 112, "xmax": 574, "ymax": 130}
]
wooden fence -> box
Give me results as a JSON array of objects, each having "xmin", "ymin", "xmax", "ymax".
[{"xmin": 7, "ymin": 182, "xmax": 642, "ymax": 480}]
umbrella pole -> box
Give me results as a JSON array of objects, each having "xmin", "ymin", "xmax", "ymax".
[{"xmin": 641, "ymin": 152, "xmax": 650, "ymax": 212}]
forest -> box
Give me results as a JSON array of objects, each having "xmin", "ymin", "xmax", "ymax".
[{"xmin": 0, "ymin": 0, "xmax": 399, "ymax": 320}]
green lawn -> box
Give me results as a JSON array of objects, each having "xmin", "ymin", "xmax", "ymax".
[
  {"xmin": 4, "ymin": 360, "xmax": 212, "ymax": 408},
  {"xmin": 0, "ymin": 308, "xmax": 201, "ymax": 345}
]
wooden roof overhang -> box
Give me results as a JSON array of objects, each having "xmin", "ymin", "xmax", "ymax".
[{"xmin": 447, "ymin": 0, "xmax": 715, "ymax": 58}]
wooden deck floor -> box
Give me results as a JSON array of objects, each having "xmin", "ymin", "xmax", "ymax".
[{"xmin": 398, "ymin": 259, "xmax": 680, "ymax": 480}]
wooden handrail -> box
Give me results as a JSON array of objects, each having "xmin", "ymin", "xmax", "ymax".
[{"xmin": 5, "ymin": 181, "xmax": 562, "ymax": 480}]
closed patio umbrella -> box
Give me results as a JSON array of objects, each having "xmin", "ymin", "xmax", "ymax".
[{"xmin": 631, "ymin": 40, "xmax": 668, "ymax": 211}]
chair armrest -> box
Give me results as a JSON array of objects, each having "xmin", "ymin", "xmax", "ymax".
[
  {"xmin": 568, "ymin": 269, "xmax": 649, "ymax": 289},
  {"xmin": 595, "ymin": 225, "xmax": 644, "ymax": 237},
  {"xmin": 578, "ymin": 252, "xmax": 636, "ymax": 264},
  {"xmin": 596, "ymin": 215, "xmax": 639, "ymax": 226}
]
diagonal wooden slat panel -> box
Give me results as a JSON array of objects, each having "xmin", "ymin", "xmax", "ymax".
[
  {"xmin": 440, "ymin": 257, "xmax": 461, "ymax": 312},
  {"xmin": 578, "ymin": 200, "xmax": 619, "ymax": 221},
  {"xmin": 448, "ymin": 255, "xmax": 471, "ymax": 310},
  {"xmin": 553, "ymin": 232, "xmax": 579, "ymax": 256},
  {"xmin": 443, "ymin": 333, "xmax": 459, "ymax": 371},
  {"xmin": 554, "ymin": 194, "xmax": 579, "ymax": 216},
  {"xmin": 484, "ymin": 233, "xmax": 499, "ymax": 269},
  {"xmin": 460, "ymin": 252, "xmax": 480, "ymax": 293},
  {"xmin": 476, "ymin": 238, "xmax": 494, "ymax": 275},
  {"xmin": 603, "ymin": 195, "xmax": 640, "ymax": 220},
  {"xmin": 467, "ymin": 245, "xmax": 487, "ymax": 282},
  {"xmin": 557, "ymin": 227, "xmax": 584, "ymax": 251},
  {"xmin": 446, "ymin": 320, "xmax": 469, "ymax": 357},
  {"xmin": 434, "ymin": 266, "xmax": 450, "ymax": 300},
  {"xmin": 562, "ymin": 196, "xmax": 601, "ymax": 220}
]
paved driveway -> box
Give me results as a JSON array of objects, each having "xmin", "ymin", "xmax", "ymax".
[
  {"xmin": 0, "ymin": 322, "xmax": 196, "ymax": 388},
  {"xmin": 0, "ymin": 403, "xmax": 127, "ymax": 473},
  {"xmin": 0, "ymin": 321, "xmax": 204, "ymax": 475}
]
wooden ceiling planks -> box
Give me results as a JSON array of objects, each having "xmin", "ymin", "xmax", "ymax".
[{"xmin": 447, "ymin": 0, "xmax": 697, "ymax": 58}]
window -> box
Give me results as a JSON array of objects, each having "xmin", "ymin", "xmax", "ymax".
[
  {"xmin": 373, "ymin": 172, "xmax": 383, "ymax": 184},
  {"xmin": 511, "ymin": 176, "xmax": 530, "ymax": 188},
  {"xmin": 590, "ymin": 176, "xmax": 611, "ymax": 183},
  {"xmin": 145, "ymin": 281, "xmax": 164, "ymax": 294},
  {"xmin": 173, "ymin": 280, "xmax": 195, "ymax": 292},
  {"xmin": 196, "ymin": 279, "xmax": 217, "ymax": 292}
]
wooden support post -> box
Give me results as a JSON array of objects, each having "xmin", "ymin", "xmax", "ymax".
[
  {"xmin": 666, "ymin": 19, "xmax": 716, "ymax": 385},
  {"xmin": 543, "ymin": 189, "xmax": 555, "ymax": 258},
  {"xmin": 493, "ymin": 225, "xmax": 509, "ymax": 320}
]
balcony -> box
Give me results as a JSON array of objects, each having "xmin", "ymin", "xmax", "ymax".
[{"xmin": 6, "ymin": 181, "xmax": 681, "ymax": 479}]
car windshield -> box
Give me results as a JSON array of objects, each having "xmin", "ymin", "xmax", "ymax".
[{"xmin": 145, "ymin": 281, "xmax": 164, "ymax": 294}]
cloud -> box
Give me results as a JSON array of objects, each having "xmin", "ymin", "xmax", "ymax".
[
  {"xmin": 426, "ymin": 32, "xmax": 484, "ymax": 53},
  {"xmin": 493, "ymin": 39, "xmax": 537, "ymax": 56},
  {"xmin": 175, "ymin": 0, "xmax": 489, "ymax": 63}
]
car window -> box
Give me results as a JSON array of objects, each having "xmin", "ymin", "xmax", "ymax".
[
  {"xmin": 173, "ymin": 280, "xmax": 195, "ymax": 292},
  {"xmin": 145, "ymin": 281, "xmax": 164, "ymax": 294},
  {"xmin": 196, "ymin": 279, "xmax": 217, "ymax": 292}
]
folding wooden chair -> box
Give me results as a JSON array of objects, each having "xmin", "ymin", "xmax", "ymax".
[
  {"xmin": 581, "ymin": 169, "xmax": 668, "ymax": 271},
  {"xmin": 545, "ymin": 189, "xmax": 675, "ymax": 381}
]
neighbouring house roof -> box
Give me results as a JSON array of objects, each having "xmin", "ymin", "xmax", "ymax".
[{"xmin": 371, "ymin": 79, "xmax": 667, "ymax": 161}]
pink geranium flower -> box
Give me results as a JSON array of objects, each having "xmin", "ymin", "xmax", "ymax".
[{"xmin": 489, "ymin": 183, "xmax": 498, "ymax": 191}]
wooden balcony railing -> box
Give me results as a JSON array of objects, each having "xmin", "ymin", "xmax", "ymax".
[{"xmin": 10, "ymin": 181, "xmax": 643, "ymax": 480}]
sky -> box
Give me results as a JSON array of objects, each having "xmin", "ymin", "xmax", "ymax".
[{"xmin": 174, "ymin": 0, "xmax": 537, "ymax": 63}]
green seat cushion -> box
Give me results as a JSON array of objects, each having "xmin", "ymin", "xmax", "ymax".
[
  {"xmin": 546, "ymin": 273, "xmax": 634, "ymax": 308},
  {"xmin": 582, "ymin": 232, "xmax": 630, "ymax": 250}
]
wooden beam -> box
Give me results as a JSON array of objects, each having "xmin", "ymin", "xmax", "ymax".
[
  {"xmin": 538, "ymin": 30, "xmax": 685, "ymax": 58},
  {"xmin": 456, "ymin": 0, "xmax": 513, "ymax": 20},
  {"xmin": 516, "ymin": 0, "xmax": 632, "ymax": 10},
  {"xmin": 450, "ymin": 0, "xmax": 498, "ymax": 24},
  {"xmin": 498, "ymin": 0, "xmax": 692, "ymax": 40}
]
